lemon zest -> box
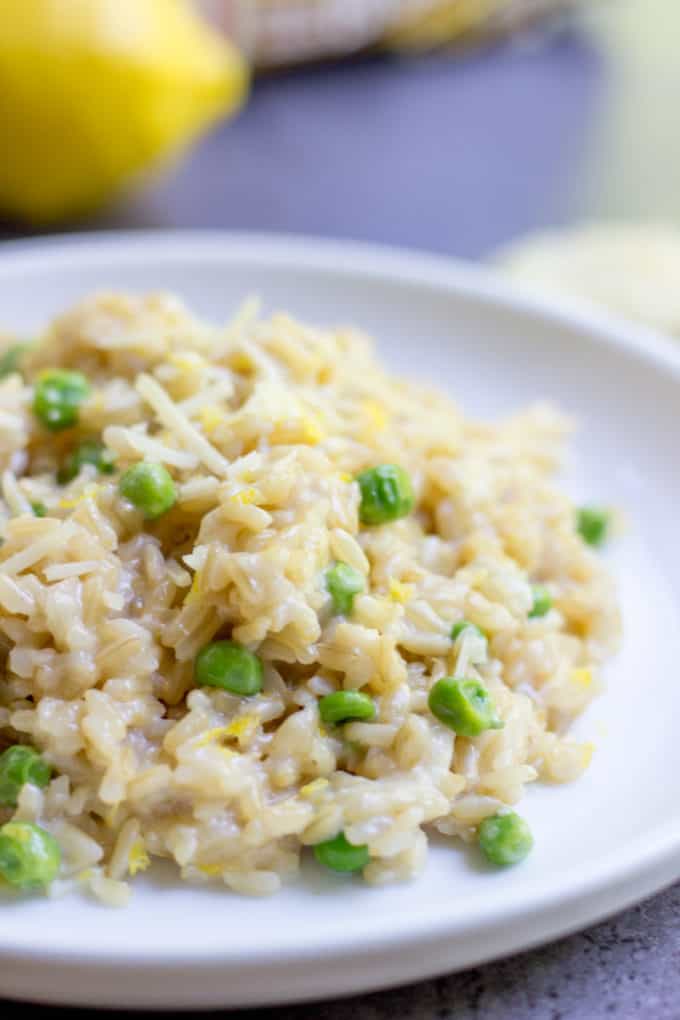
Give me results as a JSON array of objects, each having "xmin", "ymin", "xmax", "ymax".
[
  {"xmin": 338, "ymin": 472, "xmax": 352, "ymax": 483},
  {"xmin": 199, "ymin": 405, "xmax": 222, "ymax": 434},
  {"xmin": 198, "ymin": 862, "xmax": 224, "ymax": 876},
  {"xmin": 469, "ymin": 567, "xmax": 489, "ymax": 587},
  {"xmin": 299, "ymin": 778, "xmax": 329, "ymax": 798},
  {"xmin": 229, "ymin": 487, "xmax": 259, "ymax": 506},
  {"xmin": 580, "ymin": 742, "xmax": 595, "ymax": 769},
  {"xmin": 184, "ymin": 570, "xmax": 202, "ymax": 604},
  {"xmin": 58, "ymin": 484, "xmax": 99, "ymax": 510},
  {"xmin": 103, "ymin": 805, "xmax": 121, "ymax": 829},
  {"xmin": 230, "ymin": 351, "xmax": 253, "ymax": 373},
  {"xmin": 193, "ymin": 716, "xmax": 257, "ymax": 750},
  {"xmin": 225, "ymin": 715, "xmax": 257, "ymax": 739},
  {"xmin": 571, "ymin": 667, "xmax": 593, "ymax": 690},
  {"xmin": 269, "ymin": 421, "xmax": 291, "ymax": 445},
  {"xmin": 301, "ymin": 417, "xmax": 324, "ymax": 444},
  {"xmin": 270, "ymin": 417, "xmax": 325, "ymax": 446},
  {"xmin": 128, "ymin": 839, "xmax": 151, "ymax": 876},
  {"xmin": 388, "ymin": 579, "xmax": 413, "ymax": 603},
  {"xmin": 361, "ymin": 399, "xmax": 388, "ymax": 432},
  {"xmin": 169, "ymin": 353, "xmax": 203, "ymax": 373},
  {"xmin": 192, "ymin": 727, "xmax": 236, "ymax": 751}
]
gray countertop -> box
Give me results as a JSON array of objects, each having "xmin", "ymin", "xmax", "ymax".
[{"xmin": 1, "ymin": 4, "xmax": 678, "ymax": 1015}]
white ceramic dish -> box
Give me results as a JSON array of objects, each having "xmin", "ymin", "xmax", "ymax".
[{"xmin": 1, "ymin": 232, "xmax": 680, "ymax": 1010}]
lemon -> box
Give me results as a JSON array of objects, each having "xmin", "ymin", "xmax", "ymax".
[{"xmin": 0, "ymin": 0, "xmax": 248, "ymax": 223}]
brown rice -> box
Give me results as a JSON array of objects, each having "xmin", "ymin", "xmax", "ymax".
[{"xmin": 0, "ymin": 292, "xmax": 620, "ymax": 903}]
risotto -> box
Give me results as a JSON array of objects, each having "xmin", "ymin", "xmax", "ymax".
[{"xmin": 0, "ymin": 293, "xmax": 620, "ymax": 904}]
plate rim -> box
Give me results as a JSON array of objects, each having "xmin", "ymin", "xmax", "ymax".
[{"xmin": 1, "ymin": 230, "xmax": 679, "ymax": 1003}]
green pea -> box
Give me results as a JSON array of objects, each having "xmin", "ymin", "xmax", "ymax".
[
  {"xmin": 478, "ymin": 811, "xmax": 533, "ymax": 867},
  {"xmin": 428, "ymin": 676, "xmax": 504, "ymax": 737},
  {"xmin": 0, "ymin": 745, "xmax": 52, "ymax": 807},
  {"xmin": 451, "ymin": 620, "xmax": 487, "ymax": 643},
  {"xmin": 576, "ymin": 506, "xmax": 610, "ymax": 547},
  {"xmin": 195, "ymin": 640, "xmax": 263, "ymax": 696},
  {"xmin": 30, "ymin": 502, "xmax": 47, "ymax": 518},
  {"xmin": 0, "ymin": 344, "xmax": 30, "ymax": 379},
  {"xmin": 528, "ymin": 585, "xmax": 552, "ymax": 619},
  {"xmin": 326, "ymin": 562, "xmax": 365, "ymax": 616},
  {"xmin": 0, "ymin": 821, "xmax": 61, "ymax": 889},
  {"xmin": 313, "ymin": 832, "xmax": 370, "ymax": 873},
  {"xmin": 356, "ymin": 464, "xmax": 414, "ymax": 525},
  {"xmin": 33, "ymin": 370, "xmax": 90, "ymax": 431},
  {"xmin": 58, "ymin": 438, "xmax": 116, "ymax": 485},
  {"xmin": 319, "ymin": 690, "xmax": 376, "ymax": 725},
  {"xmin": 119, "ymin": 462, "xmax": 176, "ymax": 520}
]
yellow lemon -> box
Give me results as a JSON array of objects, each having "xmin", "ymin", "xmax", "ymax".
[{"xmin": 0, "ymin": 0, "xmax": 248, "ymax": 222}]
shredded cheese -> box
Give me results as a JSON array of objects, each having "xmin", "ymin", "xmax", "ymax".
[
  {"xmin": 0, "ymin": 522, "xmax": 78, "ymax": 575},
  {"xmin": 1, "ymin": 469, "xmax": 31, "ymax": 516},
  {"xmin": 136, "ymin": 374, "xmax": 230, "ymax": 478},
  {"xmin": 43, "ymin": 560, "xmax": 102, "ymax": 581},
  {"xmin": 103, "ymin": 425, "xmax": 198, "ymax": 470}
]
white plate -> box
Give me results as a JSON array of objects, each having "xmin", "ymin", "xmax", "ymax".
[{"xmin": 1, "ymin": 233, "xmax": 680, "ymax": 1009}]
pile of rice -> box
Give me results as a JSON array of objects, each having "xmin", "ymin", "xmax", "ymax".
[{"xmin": 0, "ymin": 292, "xmax": 620, "ymax": 904}]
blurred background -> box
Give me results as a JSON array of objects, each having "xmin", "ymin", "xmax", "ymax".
[{"xmin": 0, "ymin": 0, "xmax": 677, "ymax": 262}]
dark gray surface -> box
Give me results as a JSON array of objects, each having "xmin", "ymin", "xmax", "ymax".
[
  {"xmin": 114, "ymin": 31, "xmax": 599, "ymax": 257},
  {"xmin": 2, "ymin": 26, "xmax": 602, "ymax": 258},
  {"xmin": 1, "ymin": 17, "xmax": 676, "ymax": 1019}
]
